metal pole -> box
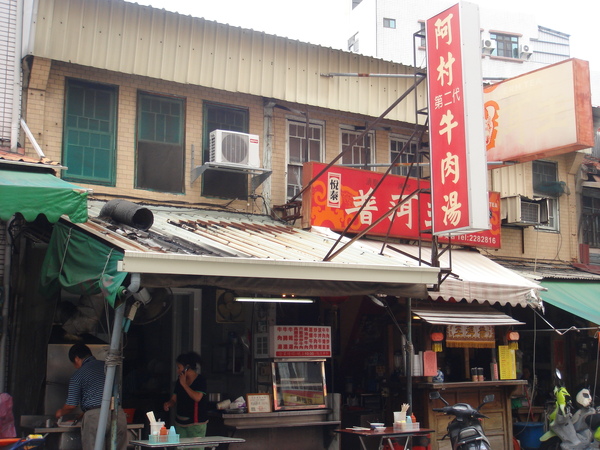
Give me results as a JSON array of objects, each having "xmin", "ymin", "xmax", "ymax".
[
  {"xmin": 406, "ymin": 298, "xmax": 413, "ymax": 410},
  {"xmin": 94, "ymin": 303, "xmax": 125, "ymax": 450}
]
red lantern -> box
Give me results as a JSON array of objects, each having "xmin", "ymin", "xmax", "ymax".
[
  {"xmin": 507, "ymin": 331, "xmax": 520, "ymax": 350},
  {"xmin": 431, "ymin": 331, "xmax": 444, "ymax": 352}
]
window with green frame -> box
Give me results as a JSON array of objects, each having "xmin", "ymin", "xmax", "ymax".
[
  {"xmin": 202, "ymin": 102, "xmax": 249, "ymax": 199},
  {"xmin": 136, "ymin": 92, "xmax": 185, "ymax": 193},
  {"xmin": 63, "ymin": 79, "xmax": 117, "ymax": 185}
]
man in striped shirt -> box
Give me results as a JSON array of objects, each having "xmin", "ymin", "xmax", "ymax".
[{"xmin": 55, "ymin": 343, "xmax": 127, "ymax": 450}]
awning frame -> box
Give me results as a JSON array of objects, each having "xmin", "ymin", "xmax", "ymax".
[{"xmin": 413, "ymin": 302, "xmax": 525, "ymax": 326}]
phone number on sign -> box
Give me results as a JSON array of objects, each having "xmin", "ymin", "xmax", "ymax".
[{"xmin": 453, "ymin": 234, "xmax": 497, "ymax": 244}]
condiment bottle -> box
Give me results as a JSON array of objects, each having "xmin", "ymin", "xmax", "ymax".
[{"xmin": 160, "ymin": 426, "xmax": 168, "ymax": 435}]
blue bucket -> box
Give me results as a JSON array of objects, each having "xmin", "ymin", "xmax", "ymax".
[{"xmin": 513, "ymin": 422, "xmax": 544, "ymax": 449}]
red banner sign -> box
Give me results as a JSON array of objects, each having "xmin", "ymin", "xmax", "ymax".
[{"xmin": 301, "ymin": 162, "xmax": 501, "ymax": 248}]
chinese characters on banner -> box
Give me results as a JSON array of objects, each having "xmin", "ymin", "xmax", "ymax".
[
  {"xmin": 300, "ymin": 162, "xmax": 501, "ymax": 249},
  {"xmin": 426, "ymin": 3, "xmax": 489, "ymax": 235},
  {"xmin": 269, "ymin": 326, "xmax": 332, "ymax": 358}
]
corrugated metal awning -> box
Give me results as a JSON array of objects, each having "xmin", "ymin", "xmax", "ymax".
[
  {"xmin": 412, "ymin": 303, "xmax": 524, "ymax": 326},
  {"xmin": 65, "ymin": 200, "xmax": 441, "ymax": 297}
]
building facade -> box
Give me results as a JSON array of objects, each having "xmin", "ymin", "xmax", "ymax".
[
  {"xmin": 1, "ymin": 0, "xmax": 598, "ymax": 447},
  {"xmin": 348, "ymin": 0, "xmax": 571, "ymax": 81}
]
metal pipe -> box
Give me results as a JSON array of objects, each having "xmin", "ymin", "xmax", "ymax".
[
  {"xmin": 94, "ymin": 273, "xmax": 139, "ymax": 450},
  {"xmin": 20, "ymin": 119, "xmax": 45, "ymax": 158},
  {"xmin": 321, "ymin": 73, "xmax": 426, "ymax": 78},
  {"xmin": 94, "ymin": 302, "xmax": 125, "ymax": 450},
  {"xmin": 406, "ymin": 298, "xmax": 413, "ymax": 410},
  {"xmin": 10, "ymin": 0, "xmax": 24, "ymax": 152}
]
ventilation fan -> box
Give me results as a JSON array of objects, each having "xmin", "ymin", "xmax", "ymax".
[
  {"xmin": 209, "ymin": 130, "xmax": 260, "ymax": 168},
  {"xmin": 216, "ymin": 290, "xmax": 244, "ymax": 323}
]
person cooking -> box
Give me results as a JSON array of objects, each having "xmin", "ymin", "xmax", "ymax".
[
  {"xmin": 55, "ymin": 343, "xmax": 127, "ymax": 450},
  {"xmin": 163, "ymin": 352, "xmax": 209, "ymax": 445}
]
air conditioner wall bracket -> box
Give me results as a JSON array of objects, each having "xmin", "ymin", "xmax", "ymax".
[{"xmin": 190, "ymin": 162, "xmax": 272, "ymax": 188}]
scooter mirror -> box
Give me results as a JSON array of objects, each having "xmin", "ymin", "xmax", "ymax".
[
  {"xmin": 483, "ymin": 394, "xmax": 494, "ymax": 404},
  {"xmin": 478, "ymin": 394, "xmax": 495, "ymax": 410},
  {"xmin": 429, "ymin": 391, "xmax": 441, "ymax": 400}
]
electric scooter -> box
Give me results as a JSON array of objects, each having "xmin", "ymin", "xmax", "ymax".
[
  {"xmin": 540, "ymin": 369, "xmax": 600, "ymax": 449},
  {"xmin": 429, "ymin": 391, "xmax": 494, "ymax": 450}
]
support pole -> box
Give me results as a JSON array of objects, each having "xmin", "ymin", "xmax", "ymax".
[
  {"xmin": 94, "ymin": 303, "xmax": 125, "ymax": 450},
  {"xmin": 406, "ymin": 298, "xmax": 413, "ymax": 410}
]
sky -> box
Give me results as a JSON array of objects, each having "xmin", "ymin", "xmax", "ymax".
[{"xmin": 130, "ymin": 0, "xmax": 599, "ymax": 73}]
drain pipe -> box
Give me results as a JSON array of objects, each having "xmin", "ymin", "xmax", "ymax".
[
  {"xmin": 94, "ymin": 273, "xmax": 140, "ymax": 450},
  {"xmin": 10, "ymin": 0, "xmax": 24, "ymax": 152}
]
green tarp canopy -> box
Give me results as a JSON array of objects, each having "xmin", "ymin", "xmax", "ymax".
[
  {"xmin": 540, "ymin": 280, "xmax": 600, "ymax": 325},
  {"xmin": 40, "ymin": 222, "xmax": 128, "ymax": 307},
  {"xmin": 0, "ymin": 169, "xmax": 89, "ymax": 223}
]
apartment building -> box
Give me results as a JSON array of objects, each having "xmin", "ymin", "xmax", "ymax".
[{"xmin": 348, "ymin": 0, "xmax": 570, "ymax": 80}]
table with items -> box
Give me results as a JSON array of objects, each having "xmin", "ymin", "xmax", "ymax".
[
  {"xmin": 130, "ymin": 436, "xmax": 245, "ymax": 449},
  {"xmin": 335, "ymin": 426, "xmax": 434, "ymax": 450}
]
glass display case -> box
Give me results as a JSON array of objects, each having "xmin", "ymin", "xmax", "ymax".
[{"xmin": 271, "ymin": 358, "xmax": 327, "ymax": 410}]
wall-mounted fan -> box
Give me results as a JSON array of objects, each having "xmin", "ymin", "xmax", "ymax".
[{"xmin": 216, "ymin": 290, "xmax": 244, "ymax": 323}]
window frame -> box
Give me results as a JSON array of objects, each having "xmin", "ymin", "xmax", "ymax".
[
  {"xmin": 389, "ymin": 134, "xmax": 420, "ymax": 178},
  {"xmin": 62, "ymin": 78, "xmax": 118, "ymax": 186},
  {"xmin": 348, "ymin": 32, "xmax": 359, "ymax": 53},
  {"xmin": 286, "ymin": 117, "xmax": 325, "ymax": 200},
  {"xmin": 418, "ymin": 22, "xmax": 426, "ymax": 48},
  {"xmin": 532, "ymin": 160, "xmax": 559, "ymax": 232},
  {"xmin": 340, "ymin": 127, "xmax": 375, "ymax": 169},
  {"xmin": 135, "ymin": 91, "xmax": 186, "ymax": 194},
  {"xmin": 582, "ymin": 187, "xmax": 600, "ymax": 247},
  {"xmin": 383, "ymin": 18, "xmax": 396, "ymax": 29},
  {"xmin": 490, "ymin": 32, "xmax": 519, "ymax": 59}
]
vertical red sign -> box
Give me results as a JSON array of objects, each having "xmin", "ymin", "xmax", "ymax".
[{"xmin": 426, "ymin": 3, "xmax": 489, "ymax": 235}]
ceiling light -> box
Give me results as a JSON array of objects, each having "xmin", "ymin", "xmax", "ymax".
[{"xmin": 234, "ymin": 297, "xmax": 314, "ymax": 304}]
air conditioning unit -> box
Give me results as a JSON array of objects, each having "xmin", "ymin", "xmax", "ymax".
[
  {"xmin": 481, "ymin": 38, "xmax": 496, "ymax": 54},
  {"xmin": 519, "ymin": 43, "xmax": 533, "ymax": 58},
  {"xmin": 501, "ymin": 196, "xmax": 548, "ymax": 226},
  {"xmin": 209, "ymin": 130, "xmax": 260, "ymax": 168}
]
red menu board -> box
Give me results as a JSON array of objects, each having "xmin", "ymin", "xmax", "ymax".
[{"xmin": 269, "ymin": 326, "xmax": 332, "ymax": 358}]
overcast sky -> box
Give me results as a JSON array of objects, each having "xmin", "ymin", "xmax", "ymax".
[{"xmin": 129, "ymin": 0, "xmax": 599, "ymax": 73}]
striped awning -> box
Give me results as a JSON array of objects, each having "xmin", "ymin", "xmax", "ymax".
[{"xmin": 412, "ymin": 303, "xmax": 524, "ymax": 326}]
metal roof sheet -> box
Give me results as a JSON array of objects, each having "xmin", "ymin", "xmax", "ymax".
[
  {"xmin": 490, "ymin": 257, "xmax": 600, "ymax": 281},
  {"xmin": 70, "ymin": 200, "xmax": 440, "ymax": 296},
  {"xmin": 30, "ymin": 0, "xmax": 426, "ymax": 122},
  {"xmin": 0, "ymin": 149, "xmax": 64, "ymax": 170},
  {"xmin": 84, "ymin": 200, "xmax": 424, "ymax": 265}
]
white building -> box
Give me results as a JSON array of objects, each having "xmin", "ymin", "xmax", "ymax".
[{"xmin": 348, "ymin": 0, "xmax": 571, "ymax": 82}]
